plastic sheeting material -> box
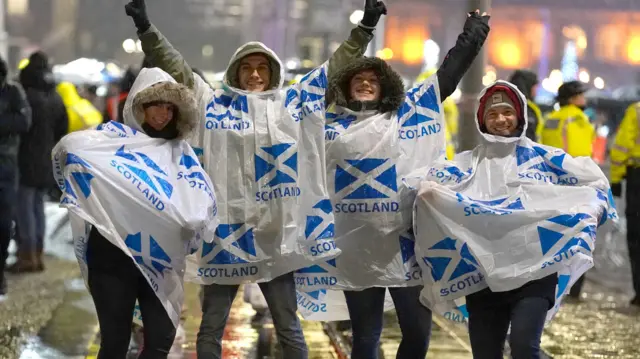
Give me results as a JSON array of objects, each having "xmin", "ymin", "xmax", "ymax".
[
  {"xmin": 184, "ymin": 44, "xmax": 339, "ymax": 285},
  {"xmin": 412, "ymin": 80, "xmax": 618, "ymax": 324},
  {"xmin": 52, "ymin": 69, "xmax": 218, "ymax": 327},
  {"xmin": 295, "ymin": 74, "xmax": 446, "ymax": 320}
]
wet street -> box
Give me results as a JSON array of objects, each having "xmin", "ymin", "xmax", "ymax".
[{"xmin": 2, "ymin": 201, "xmax": 639, "ymax": 358}]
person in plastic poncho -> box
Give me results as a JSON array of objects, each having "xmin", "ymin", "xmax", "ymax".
[
  {"xmin": 323, "ymin": 11, "xmax": 489, "ymax": 358},
  {"xmin": 416, "ymin": 69, "xmax": 458, "ymax": 159},
  {"xmin": 463, "ymin": 82, "xmax": 565, "ymax": 358},
  {"xmin": 83, "ymin": 69, "xmax": 200, "ymax": 358},
  {"xmin": 56, "ymin": 82, "xmax": 103, "ymax": 133},
  {"xmin": 125, "ymin": 0, "xmax": 382, "ymax": 357},
  {"xmin": 609, "ymin": 102, "xmax": 640, "ymax": 307},
  {"xmin": 508, "ymin": 69, "xmax": 543, "ymax": 141}
]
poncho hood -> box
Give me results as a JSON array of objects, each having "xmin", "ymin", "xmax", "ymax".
[
  {"xmin": 223, "ymin": 42, "xmax": 284, "ymax": 96},
  {"xmin": 326, "ymin": 57, "xmax": 405, "ymax": 113},
  {"xmin": 475, "ymin": 80, "xmax": 528, "ymax": 145},
  {"xmin": 123, "ymin": 68, "xmax": 198, "ymax": 140}
]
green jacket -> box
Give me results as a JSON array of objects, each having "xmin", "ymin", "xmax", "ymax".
[{"xmin": 138, "ymin": 24, "xmax": 373, "ymax": 92}]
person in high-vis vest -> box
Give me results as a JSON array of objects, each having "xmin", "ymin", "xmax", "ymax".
[
  {"xmin": 610, "ymin": 102, "xmax": 640, "ymax": 307},
  {"xmin": 416, "ymin": 69, "xmax": 458, "ymax": 159},
  {"xmin": 56, "ymin": 82, "xmax": 103, "ymax": 133},
  {"xmin": 541, "ymin": 80, "xmax": 595, "ymax": 299},
  {"xmin": 540, "ymin": 81, "xmax": 595, "ymax": 158}
]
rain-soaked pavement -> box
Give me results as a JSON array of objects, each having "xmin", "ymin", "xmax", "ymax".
[{"xmin": 5, "ymin": 199, "xmax": 640, "ymax": 358}]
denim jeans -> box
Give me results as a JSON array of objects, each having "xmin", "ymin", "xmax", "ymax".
[
  {"xmin": 344, "ymin": 286, "xmax": 432, "ymax": 359},
  {"xmin": 16, "ymin": 185, "xmax": 45, "ymax": 253},
  {"xmin": 197, "ymin": 272, "xmax": 308, "ymax": 359},
  {"xmin": 467, "ymin": 296, "xmax": 549, "ymax": 359}
]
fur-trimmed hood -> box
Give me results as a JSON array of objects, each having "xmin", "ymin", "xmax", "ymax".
[
  {"xmin": 327, "ymin": 57, "xmax": 405, "ymax": 113},
  {"xmin": 123, "ymin": 68, "xmax": 198, "ymax": 140}
]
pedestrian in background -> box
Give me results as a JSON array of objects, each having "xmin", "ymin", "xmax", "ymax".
[
  {"xmin": 10, "ymin": 51, "xmax": 67, "ymax": 273},
  {"xmin": 0, "ymin": 55, "xmax": 31, "ymax": 295}
]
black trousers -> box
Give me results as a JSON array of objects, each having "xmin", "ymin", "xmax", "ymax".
[
  {"xmin": 0, "ymin": 169, "xmax": 17, "ymax": 276},
  {"xmin": 626, "ymin": 167, "xmax": 640, "ymax": 298},
  {"xmin": 87, "ymin": 227, "xmax": 176, "ymax": 359}
]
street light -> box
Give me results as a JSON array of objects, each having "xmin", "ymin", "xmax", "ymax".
[
  {"xmin": 578, "ymin": 70, "xmax": 590, "ymax": 83},
  {"xmin": 350, "ymin": 10, "xmax": 364, "ymax": 25},
  {"xmin": 594, "ymin": 76, "xmax": 605, "ymax": 90},
  {"xmin": 122, "ymin": 39, "xmax": 136, "ymax": 54}
]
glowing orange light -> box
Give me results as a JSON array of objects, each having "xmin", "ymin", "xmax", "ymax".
[
  {"xmin": 496, "ymin": 42, "xmax": 522, "ymax": 69},
  {"xmin": 377, "ymin": 48, "xmax": 394, "ymax": 60},
  {"xmin": 627, "ymin": 36, "xmax": 640, "ymax": 63},
  {"xmin": 402, "ymin": 35, "xmax": 425, "ymax": 64}
]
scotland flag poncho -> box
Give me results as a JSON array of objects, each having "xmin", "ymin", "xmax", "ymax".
[
  {"xmin": 412, "ymin": 80, "xmax": 618, "ymax": 324},
  {"xmin": 52, "ymin": 68, "xmax": 218, "ymax": 327}
]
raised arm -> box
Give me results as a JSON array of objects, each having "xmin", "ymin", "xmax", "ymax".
[
  {"xmin": 125, "ymin": 0, "xmax": 196, "ymax": 89},
  {"xmin": 436, "ymin": 10, "xmax": 490, "ymax": 100},
  {"xmin": 326, "ymin": 0, "xmax": 385, "ymax": 74}
]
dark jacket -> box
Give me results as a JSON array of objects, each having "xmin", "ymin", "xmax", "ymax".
[
  {"xmin": 18, "ymin": 53, "xmax": 68, "ymax": 188},
  {"xmin": 326, "ymin": 13, "xmax": 490, "ymax": 113},
  {"xmin": 0, "ymin": 58, "xmax": 32, "ymax": 181},
  {"xmin": 509, "ymin": 70, "xmax": 541, "ymax": 141}
]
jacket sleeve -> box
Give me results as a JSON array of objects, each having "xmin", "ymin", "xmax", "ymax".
[
  {"xmin": 610, "ymin": 104, "xmax": 639, "ymax": 184},
  {"xmin": 138, "ymin": 25, "xmax": 212, "ymax": 106},
  {"xmin": 0, "ymin": 83, "xmax": 32, "ymax": 136},
  {"xmin": 436, "ymin": 16, "xmax": 490, "ymax": 100},
  {"xmin": 327, "ymin": 26, "xmax": 374, "ymax": 76},
  {"xmin": 54, "ymin": 94, "xmax": 69, "ymax": 141}
]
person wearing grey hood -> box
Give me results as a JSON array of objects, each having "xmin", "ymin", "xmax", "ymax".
[
  {"xmin": 0, "ymin": 56, "xmax": 31, "ymax": 295},
  {"xmin": 125, "ymin": 0, "xmax": 384, "ymax": 358}
]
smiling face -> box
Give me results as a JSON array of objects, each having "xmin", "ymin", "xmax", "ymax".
[
  {"xmin": 349, "ymin": 69, "xmax": 381, "ymax": 102},
  {"xmin": 143, "ymin": 103, "xmax": 176, "ymax": 131},
  {"xmin": 238, "ymin": 54, "xmax": 271, "ymax": 92},
  {"xmin": 484, "ymin": 105, "xmax": 519, "ymax": 136}
]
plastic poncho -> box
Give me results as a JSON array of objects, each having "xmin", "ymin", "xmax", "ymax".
[
  {"xmin": 412, "ymin": 80, "xmax": 618, "ymax": 324},
  {"xmin": 56, "ymin": 82, "xmax": 103, "ymax": 133},
  {"xmin": 295, "ymin": 57, "xmax": 446, "ymax": 320},
  {"xmin": 52, "ymin": 68, "xmax": 218, "ymax": 327},
  {"xmin": 417, "ymin": 69, "xmax": 458, "ymax": 159},
  {"xmin": 183, "ymin": 42, "xmax": 342, "ymax": 285}
]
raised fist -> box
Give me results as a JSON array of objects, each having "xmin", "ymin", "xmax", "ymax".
[
  {"xmin": 360, "ymin": 0, "xmax": 387, "ymax": 28},
  {"xmin": 125, "ymin": 0, "xmax": 151, "ymax": 33}
]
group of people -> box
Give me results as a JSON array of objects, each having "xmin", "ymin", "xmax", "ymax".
[
  {"xmin": 48, "ymin": 1, "xmax": 619, "ymax": 359},
  {"xmin": 0, "ymin": 51, "xmax": 69, "ymax": 295}
]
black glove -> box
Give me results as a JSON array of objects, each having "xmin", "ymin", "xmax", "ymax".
[
  {"xmin": 360, "ymin": 0, "xmax": 387, "ymax": 29},
  {"xmin": 611, "ymin": 182, "xmax": 622, "ymax": 197},
  {"xmin": 125, "ymin": 0, "xmax": 151, "ymax": 33},
  {"xmin": 464, "ymin": 10, "xmax": 490, "ymax": 37}
]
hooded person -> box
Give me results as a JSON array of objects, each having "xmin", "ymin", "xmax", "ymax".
[
  {"xmin": 52, "ymin": 67, "xmax": 217, "ymax": 358},
  {"xmin": 12, "ymin": 51, "xmax": 68, "ymax": 273},
  {"xmin": 0, "ymin": 55, "xmax": 31, "ymax": 295},
  {"xmin": 509, "ymin": 69, "xmax": 543, "ymax": 141},
  {"xmin": 293, "ymin": 10, "xmax": 490, "ymax": 359},
  {"xmin": 411, "ymin": 80, "xmax": 616, "ymax": 359},
  {"xmin": 56, "ymin": 82, "xmax": 103, "ymax": 133},
  {"xmin": 125, "ymin": 0, "xmax": 384, "ymax": 357}
]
